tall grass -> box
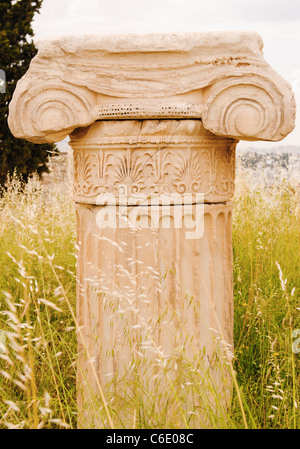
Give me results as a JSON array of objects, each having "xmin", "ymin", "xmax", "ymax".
[
  {"xmin": 232, "ymin": 158, "xmax": 300, "ymax": 428},
  {"xmin": 0, "ymin": 154, "xmax": 299, "ymax": 428},
  {"xmin": 0, "ymin": 172, "xmax": 77, "ymax": 428}
]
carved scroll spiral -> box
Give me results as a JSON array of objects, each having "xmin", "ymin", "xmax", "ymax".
[
  {"xmin": 8, "ymin": 82, "xmax": 96, "ymax": 143},
  {"xmin": 202, "ymin": 76, "xmax": 295, "ymax": 142}
]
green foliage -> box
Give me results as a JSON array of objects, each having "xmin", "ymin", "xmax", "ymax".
[{"xmin": 0, "ymin": 0, "xmax": 56, "ymax": 186}]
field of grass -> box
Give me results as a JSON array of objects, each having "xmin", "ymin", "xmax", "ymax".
[{"xmin": 0, "ymin": 157, "xmax": 299, "ymax": 429}]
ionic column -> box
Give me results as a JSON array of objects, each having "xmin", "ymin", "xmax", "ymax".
[{"xmin": 8, "ymin": 32, "xmax": 295, "ymax": 428}]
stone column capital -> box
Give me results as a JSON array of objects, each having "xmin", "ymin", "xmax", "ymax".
[{"xmin": 8, "ymin": 31, "xmax": 295, "ymax": 144}]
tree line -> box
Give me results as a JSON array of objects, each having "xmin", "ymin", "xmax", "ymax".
[{"xmin": 0, "ymin": 0, "xmax": 55, "ymax": 186}]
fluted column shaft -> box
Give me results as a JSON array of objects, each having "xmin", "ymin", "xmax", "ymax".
[{"xmin": 70, "ymin": 119, "xmax": 236, "ymax": 427}]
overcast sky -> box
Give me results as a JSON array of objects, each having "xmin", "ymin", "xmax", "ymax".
[{"xmin": 32, "ymin": 0, "xmax": 300, "ymax": 149}]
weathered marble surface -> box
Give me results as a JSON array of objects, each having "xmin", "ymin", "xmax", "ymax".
[{"xmin": 8, "ymin": 32, "xmax": 295, "ymax": 143}]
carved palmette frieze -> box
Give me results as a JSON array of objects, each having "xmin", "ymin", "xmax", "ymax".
[{"xmin": 70, "ymin": 120, "xmax": 236, "ymax": 204}]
